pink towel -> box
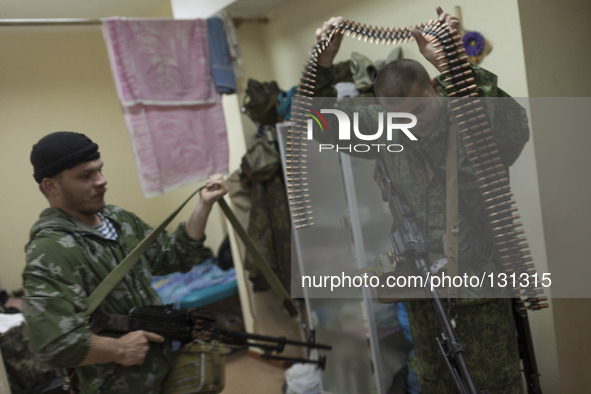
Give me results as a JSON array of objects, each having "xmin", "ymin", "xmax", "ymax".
[
  {"xmin": 102, "ymin": 17, "xmax": 215, "ymax": 105},
  {"xmin": 123, "ymin": 102, "xmax": 228, "ymax": 196},
  {"xmin": 102, "ymin": 17, "xmax": 228, "ymax": 196}
]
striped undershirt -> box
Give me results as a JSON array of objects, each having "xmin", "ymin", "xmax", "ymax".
[{"xmin": 95, "ymin": 212, "xmax": 118, "ymax": 241}]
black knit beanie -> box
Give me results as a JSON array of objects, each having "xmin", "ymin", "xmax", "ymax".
[{"xmin": 31, "ymin": 131, "xmax": 100, "ymax": 183}]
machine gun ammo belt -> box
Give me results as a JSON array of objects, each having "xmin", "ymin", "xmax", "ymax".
[{"xmin": 286, "ymin": 18, "xmax": 548, "ymax": 312}]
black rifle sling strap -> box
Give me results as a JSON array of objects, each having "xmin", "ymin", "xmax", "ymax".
[{"xmin": 86, "ymin": 187, "xmax": 297, "ymax": 318}]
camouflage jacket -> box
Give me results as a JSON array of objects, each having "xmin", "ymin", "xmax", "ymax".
[
  {"xmin": 314, "ymin": 65, "xmax": 530, "ymax": 296},
  {"xmin": 22, "ymin": 205, "xmax": 212, "ymax": 393}
]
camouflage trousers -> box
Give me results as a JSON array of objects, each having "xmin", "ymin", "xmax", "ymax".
[{"xmin": 407, "ymin": 298, "xmax": 523, "ymax": 394}]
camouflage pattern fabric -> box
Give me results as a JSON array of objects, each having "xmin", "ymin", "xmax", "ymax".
[
  {"xmin": 407, "ymin": 298, "xmax": 521, "ymax": 394},
  {"xmin": 314, "ymin": 64, "xmax": 528, "ymax": 393},
  {"xmin": 240, "ymin": 136, "xmax": 292, "ymax": 293},
  {"xmin": 1, "ymin": 323, "xmax": 60, "ymax": 394},
  {"xmin": 22, "ymin": 204, "xmax": 213, "ymax": 394}
]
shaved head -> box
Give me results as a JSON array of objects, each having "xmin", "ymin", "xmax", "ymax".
[{"xmin": 374, "ymin": 58, "xmax": 433, "ymax": 98}]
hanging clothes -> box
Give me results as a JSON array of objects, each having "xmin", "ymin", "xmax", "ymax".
[
  {"xmin": 206, "ymin": 16, "xmax": 238, "ymax": 94},
  {"xmin": 102, "ymin": 17, "xmax": 228, "ymax": 196},
  {"xmin": 240, "ymin": 129, "xmax": 292, "ymax": 293}
]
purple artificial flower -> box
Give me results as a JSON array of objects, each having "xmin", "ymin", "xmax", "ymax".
[{"xmin": 462, "ymin": 31, "xmax": 485, "ymax": 57}]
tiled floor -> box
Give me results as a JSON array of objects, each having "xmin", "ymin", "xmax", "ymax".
[{"xmin": 222, "ymin": 350, "xmax": 286, "ymax": 394}]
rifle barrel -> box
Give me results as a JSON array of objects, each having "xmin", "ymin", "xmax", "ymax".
[{"xmin": 220, "ymin": 329, "xmax": 332, "ymax": 350}]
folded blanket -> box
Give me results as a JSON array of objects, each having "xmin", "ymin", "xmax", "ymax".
[{"xmin": 151, "ymin": 258, "xmax": 236, "ymax": 309}]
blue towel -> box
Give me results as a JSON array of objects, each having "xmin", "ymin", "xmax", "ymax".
[{"xmin": 206, "ymin": 17, "xmax": 237, "ymax": 94}]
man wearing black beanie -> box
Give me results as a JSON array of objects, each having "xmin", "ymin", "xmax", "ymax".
[
  {"xmin": 22, "ymin": 131, "xmax": 228, "ymax": 394},
  {"xmin": 31, "ymin": 131, "xmax": 101, "ymax": 184}
]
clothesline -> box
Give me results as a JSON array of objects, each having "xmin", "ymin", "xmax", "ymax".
[
  {"xmin": 0, "ymin": 17, "xmax": 268, "ymax": 26},
  {"xmin": 0, "ymin": 18, "xmax": 101, "ymax": 26}
]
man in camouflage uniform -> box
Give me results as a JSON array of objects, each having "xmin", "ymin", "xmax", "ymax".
[
  {"xmin": 22, "ymin": 131, "xmax": 227, "ymax": 393},
  {"xmin": 313, "ymin": 8, "xmax": 529, "ymax": 393}
]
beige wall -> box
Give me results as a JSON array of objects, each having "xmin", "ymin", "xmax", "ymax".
[
  {"xmin": 232, "ymin": 0, "xmax": 563, "ymax": 391},
  {"xmin": 0, "ymin": 2, "xmax": 230, "ymax": 293},
  {"xmin": 518, "ymin": 0, "xmax": 591, "ymax": 392}
]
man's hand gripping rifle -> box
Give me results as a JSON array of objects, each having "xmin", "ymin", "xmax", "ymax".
[
  {"xmin": 374, "ymin": 158, "xmax": 478, "ymax": 394},
  {"xmin": 90, "ymin": 304, "xmax": 332, "ymax": 369}
]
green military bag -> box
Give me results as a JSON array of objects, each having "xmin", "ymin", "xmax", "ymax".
[{"xmin": 162, "ymin": 340, "xmax": 226, "ymax": 394}]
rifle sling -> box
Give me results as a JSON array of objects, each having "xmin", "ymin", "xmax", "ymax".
[
  {"xmin": 217, "ymin": 198, "xmax": 297, "ymax": 316},
  {"xmin": 86, "ymin": 187, "xmax": 203, "ymax": 317},
  {"xmin": 86, "ymin": 187, "xmax": 297, "ymax": 318}
]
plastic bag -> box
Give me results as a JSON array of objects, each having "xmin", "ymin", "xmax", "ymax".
[{"xmin": 284, "ymin": 363, "xmax": 322, "ymax": 394}]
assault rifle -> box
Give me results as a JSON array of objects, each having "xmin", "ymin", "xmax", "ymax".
[
  {"xmin": 374, "ymin": 158, "xmax": 478, "ymax": 394},
  {"xmin": 90, "ymin": 304, "xmax": 331, "ymax": 369}
]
